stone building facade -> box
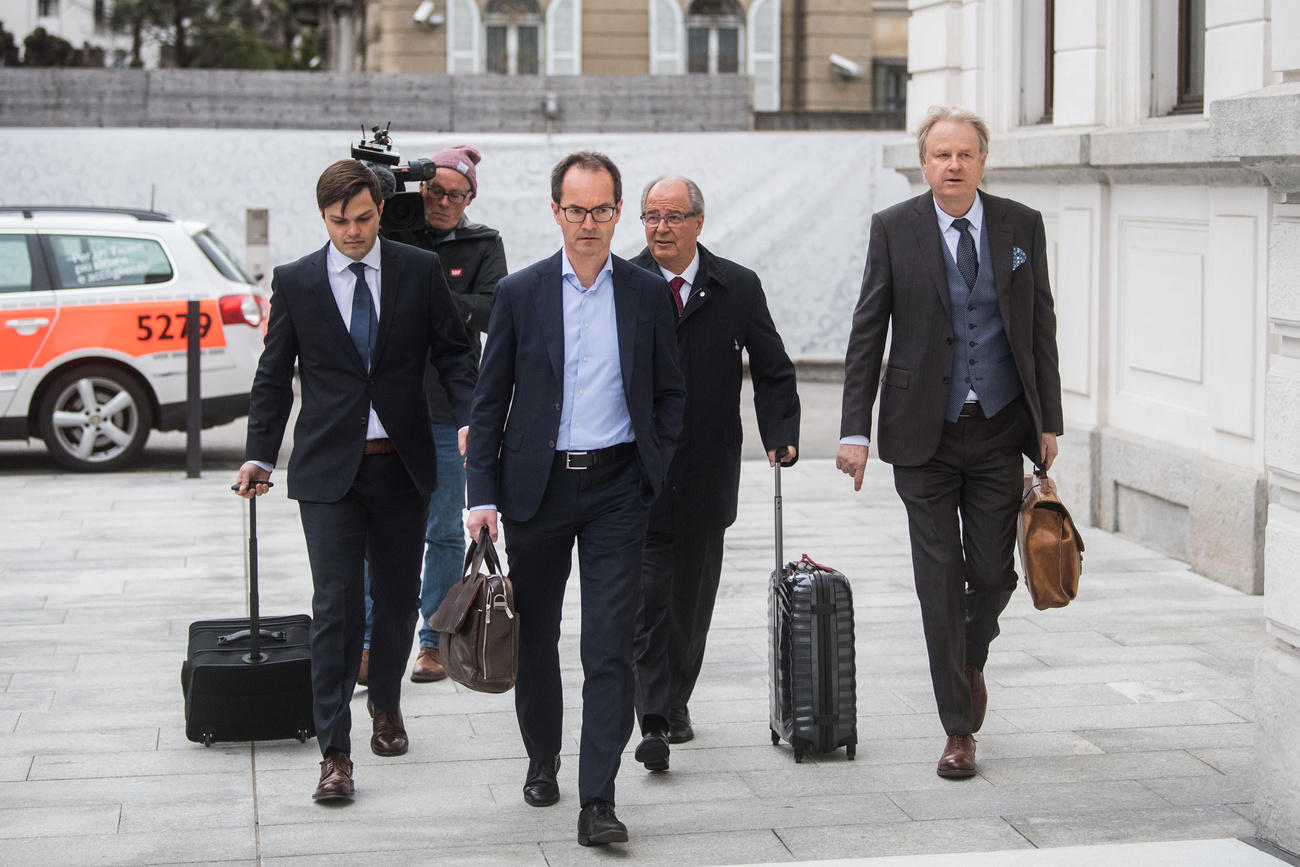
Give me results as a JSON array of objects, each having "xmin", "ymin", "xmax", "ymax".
[
  {"xmin": 361, "ymin": 0, "xmax": 908, "ymax": 113},
  {"xmin": 889, "ymin": 0, "xmax": 1298, "ymax": 852}
]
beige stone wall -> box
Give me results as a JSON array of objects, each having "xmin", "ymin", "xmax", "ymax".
[
  {"xmin": 362, "ymin": 0, "xmax": 904, "ymax": 114},
  {"xmin": 581, "ymin": 0, "xmax": 650, "ymax": 74},
  {"xmin": 366, "ymin": 0, "xmax": 448, "ymax": 74}
]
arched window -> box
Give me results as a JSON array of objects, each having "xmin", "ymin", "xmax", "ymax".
[
  {"xmin": 687, "ymin": 0, "xmax": 743, "ymax": 75},
  {"xmin": 485, "ymin": 0, "xmax": 542, "ymax": 75}
]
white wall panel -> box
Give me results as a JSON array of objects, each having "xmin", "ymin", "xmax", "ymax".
[
  {"xmin": 1056, "ymin": 206, "xmax": 1093, "ymax": 397},
  {"xmin": 1120, "ymin": 220, "xmax": 1206, "ymax": 384},
  {"xmin": 1206, "ymin": 213, "xmax": 1258, "ymax": 439},
  {"xmin": 1205, "ymin": 20, "xmax": 1272, "ymax": 104}
]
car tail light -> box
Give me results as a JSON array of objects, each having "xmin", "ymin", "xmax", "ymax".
[{"xmin": 220, "ymin": 294, "xmax": 264, "ymax": 327}]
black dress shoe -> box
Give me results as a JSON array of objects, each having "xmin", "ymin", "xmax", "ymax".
[
  {"xmin": 523, "ymin": 756, "xmax": 560, "ymax": 807},
  {"xmin": 634, "ymin": 730, "xmax": 670, "ymax": 771},
  {"xmin": 578, "ymin": 799, "xmax": 628, "ymax": 846},
  {"xmin": 667, "ymin": 706, "xmax": 694, "ymax": 744}
]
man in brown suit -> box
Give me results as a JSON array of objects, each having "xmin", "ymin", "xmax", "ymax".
[{"xmin": 837, "ymin": 106, "xmax": 1062, "ymax": 778}]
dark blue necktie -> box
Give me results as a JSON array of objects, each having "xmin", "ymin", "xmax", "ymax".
[
  {"xmin": 951, "ymin": 217, "xmax": 978, "ymax": 290},
  {"xmin": 348, "ymin": 262, "xmax": 377, "ymax": 370}
]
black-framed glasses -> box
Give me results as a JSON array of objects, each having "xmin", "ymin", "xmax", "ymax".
[
  {"xmin": 641, "ymin": 212, "xmax": 697, "ymax": 228},
  {"xmin": 559, "ymin": 205, "xmax": 617, "ymax": 223},
  {"xmin": 425, "ymin": 185, "xmax": 471, "ymax": 204}
]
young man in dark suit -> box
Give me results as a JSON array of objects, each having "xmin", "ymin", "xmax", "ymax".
[
  {"xmin": 629, "ymin": 175, "xmax": 800, "ymax": 770},
  {"xmin": 234, "ymin": 159, "xmax": 478, "ymax": 802},
  {"xmin": 837, "ymin": 106, "xmax": 1063, "ymax": 778},
  {"xmin": 465, "ymin": 152, "xmax": 684, "ymax": 846}
]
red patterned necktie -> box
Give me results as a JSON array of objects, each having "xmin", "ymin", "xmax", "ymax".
[{"xmin": 669, "ymin": 275, "xmax": 685, "ymax": 315}]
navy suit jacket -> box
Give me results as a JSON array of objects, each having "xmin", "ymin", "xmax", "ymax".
[
  {"xmin": 467, "ymin": 251, "xmax": 685, "ymax": 522},
  {"xmin": 840, "ymin": 191, "xmax": 1062, "ymax": 466},
  {"xmin": 245, "ymin": 238, "xmax": 478, "ymax": 502}
]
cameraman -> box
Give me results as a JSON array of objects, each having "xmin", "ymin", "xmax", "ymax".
[{"xmin": 361, "ymin": 144, "xmax": 508, "ymax": 684}]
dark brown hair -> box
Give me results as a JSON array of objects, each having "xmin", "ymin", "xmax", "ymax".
[
  {"xmin": 315, "ymin": 159, "xmax": 382, "ymax": 211},
  {"xmin": 549, "ymin": 151, "xmax": 622, "ymax": 204}
]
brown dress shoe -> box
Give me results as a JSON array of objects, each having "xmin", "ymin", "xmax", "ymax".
[
  {"xmin": 369, "ymin": 702, "xmax": 409, "ymax": 757},
  {"xmin": 357, "ymin": 648, "xmax": 369, "ymax": 686},
  {"xmin": 410, "ymin": 646, "xmax": 447, "ymax": 683},
  {"xmin": 313, "ymin": 750, "xmax": 354, "ymax": 801},
  {"xmin": 966, "ymin": 664, "xmax": 987, "ymax": 733},
  {"xmin": 937, "ymin": 734, "xmax": 976, "ymax": 778}
]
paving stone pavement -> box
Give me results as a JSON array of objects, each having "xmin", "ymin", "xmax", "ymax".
[{"xmin": 0, "ymin": 453, "xmax": 1284, "ymax": 866}]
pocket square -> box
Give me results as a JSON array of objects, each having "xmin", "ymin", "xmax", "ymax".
[{"xmin": 1012, "ymin": 247, "xmax": 1027, "ymax": 270}]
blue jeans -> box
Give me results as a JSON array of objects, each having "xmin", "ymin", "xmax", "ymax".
[{"xmin": 364, "ymin": 424, "xmax": 468, "ymax": 649}]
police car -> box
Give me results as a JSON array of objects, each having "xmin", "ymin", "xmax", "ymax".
[{"xmin": 0, "ymin": 206, "xmax": 268, "ymax": 471}]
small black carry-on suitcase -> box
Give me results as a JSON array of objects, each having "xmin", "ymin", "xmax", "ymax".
[
  {"xmin": 768, "ymin": 457, "xmax": 857, "ymax": 762},
  {"xmin": 181, "ymin": 486, "xmax": 315, "ymax": 746}
]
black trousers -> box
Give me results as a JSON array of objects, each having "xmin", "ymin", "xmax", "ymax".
[
  {"xmin": 298, "ymin": 452, "xmax": 427, "ymax": 756},
  {"xmin": 892, "ymin": 400, "xmax": 1029, "ymax": 736},
  {"xmin": 633, "ymin": 526, "xmax": 725, "ymax": 732},
  {"xmin": 503, "ymin": 453, "xmax": 649, "ymax": 807}
]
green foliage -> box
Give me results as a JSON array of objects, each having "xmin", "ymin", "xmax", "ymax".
[{"xmin": 0, "ymin": 20, "xmax": 21, "ymax": 67}]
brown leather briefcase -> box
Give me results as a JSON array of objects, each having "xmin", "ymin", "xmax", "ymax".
[
  {"xmin": 428, "ymin": 528, "xmax": 518, "ymax": 693},
  {"xmin": 1017, "ymin": 469, "xmax": 1084, "ymax": 610}
]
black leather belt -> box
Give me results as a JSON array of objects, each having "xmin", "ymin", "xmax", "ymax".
[
  {"xmin": 363, "ymin": 438, "xmax": 395, "ymax": 455},
  {"xmin": 958, "ymin": 401, "xmax": 984, "ymax": 420},
  {"xmin": 556, "ymin": 441, "xmax": 635, "ymax": 470}
]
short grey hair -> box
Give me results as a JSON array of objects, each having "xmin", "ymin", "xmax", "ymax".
[
  {"xmin": 916, "ymin": 106, "xmax": 990, "ymax": 163},
  {"xmin": 640, "ymin": 175, "xmax": 706, "ymax": 217}
]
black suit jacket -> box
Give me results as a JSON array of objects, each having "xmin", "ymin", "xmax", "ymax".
[
  {"xmin": 467, "ymin": 251, "xmax": 685, "ymax": 522},
  {"xmin": 840, "ymin": 191, "xmax": 1062, "ymax": 466},
  {"xmin": 632, "ymin": 244, "xmax": 799, "ymax": 531},
  {"xmin": 245, "ymin": 238, "xmax": 478, "ymax": 502}
]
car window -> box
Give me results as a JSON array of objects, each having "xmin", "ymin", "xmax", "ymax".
[
  {"xmin": 0, "ymin": 235, "xmax": 34, "ymax": 293},
  {"xmin": 46, "ymin": 234, "xmax": 174, "ymax": 289},
  {"xmin": 193, "ymin": 228, "xmax": 255, "ymax": 285}
]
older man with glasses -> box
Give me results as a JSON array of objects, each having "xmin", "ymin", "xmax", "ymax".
[
  {"xmin": 629, "ymin": 175, "xmax": 800, "ymax": 772},
  {"xmin": 359, "ymin": 144, "xmax": 508, "ymax": 685}
]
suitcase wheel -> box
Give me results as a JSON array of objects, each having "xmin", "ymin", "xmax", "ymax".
[
  {"xmin": 794, "ymin": 747, "xmax": 804, "ymax": 763},
  {"xmin": 846, "ymin": 742, "xmax": 856, "ymax": 760},
  {"xmin": 297, "ymin": 728, "xmax": 309, "ymax": 743},
  {"xmin": 202, "ymin": 730, "xmax": 214, "ymax": 748},
  {"xmin": 770, "ymin": 729, "xmax": 780, "ymax": 746}
]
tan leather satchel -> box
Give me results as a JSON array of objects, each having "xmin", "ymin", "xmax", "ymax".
[
  {"xmin": 1017, "ymin": 468, "xmax": 1084, "ymax": 610},
  {"xmin": 428, "ymin": 527, "xmax": 518, "ymax": 693}
]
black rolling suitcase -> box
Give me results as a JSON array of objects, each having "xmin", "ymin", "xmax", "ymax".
[
  {"xmin": 182, "ymin": 487, "xmax": 315, "ymax": 746},
  {"xmin": 768, "ymin": 457, "xmax": 857, "ymax": 762}
]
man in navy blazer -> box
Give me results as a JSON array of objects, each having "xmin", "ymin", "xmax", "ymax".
[
  {"xmin": 466, "ymin": 151, "xmax": 684, "ymax": 847},
  {"xmin": 235, "ymin": 159, "xmax": 478, "ymax": 803},
  {"xmin": 838, "ymin": 107, "xmax": 1062, "ymax": 779}
]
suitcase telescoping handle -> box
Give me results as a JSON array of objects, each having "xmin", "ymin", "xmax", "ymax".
[
  {"xmin": 774, "ymin": 446, "xmax": 794, "ymax": 574},
  {"xmin": 226, "ymin": 482, "xmax": 278, "ymax": 663}
]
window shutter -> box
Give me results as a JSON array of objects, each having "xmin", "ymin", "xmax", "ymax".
[
  {"xmin": 546, "ymin": 0, "xmax": 582, "ymax": 74},
  {"xmin": 446, "ymin": 0, "xmax": 481, "ymax": 73},
  {"xmin": 747, "ymin": 0, "xmax": 780, "ymax": 110},
  {"xmin": 649, "ymin": 0, "xmax": 684, "ymax": 75}
]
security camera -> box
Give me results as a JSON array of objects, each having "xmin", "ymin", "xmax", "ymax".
[
  {"xmin": 411, "ymin": 0, "xmax": 444, "ymax": 26},
  {"xmin": 829, "ymin": 53, "xmax": 864, "ymax": 79}
]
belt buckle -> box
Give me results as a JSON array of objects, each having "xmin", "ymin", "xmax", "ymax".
[{"xmin": 565, "ymin": 450, "xmax": 589, "ymax": 470}]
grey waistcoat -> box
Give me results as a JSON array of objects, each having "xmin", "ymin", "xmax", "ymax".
[{"xmin": 943, "ymin": 220, "xmax": 1021, "ymax": 422}]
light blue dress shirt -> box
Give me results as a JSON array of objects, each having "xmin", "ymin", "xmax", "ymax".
[{"xmin": 557, "ymin": 249, "xmax": 634, "ymax": 451}]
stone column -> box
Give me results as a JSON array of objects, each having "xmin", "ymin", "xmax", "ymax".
[{"xmin": 1210, "ymin": 80, "xmax": 1300, "ymax": 854}]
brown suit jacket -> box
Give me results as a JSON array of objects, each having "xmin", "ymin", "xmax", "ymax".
[{"xmin": 840, "ymin": 190, "xmax": 1062, "ymax": 466}]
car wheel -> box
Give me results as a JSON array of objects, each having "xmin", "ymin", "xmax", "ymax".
[{"xmin": 37, "ymin": 365, "xmax": 153, "ymax": 471}]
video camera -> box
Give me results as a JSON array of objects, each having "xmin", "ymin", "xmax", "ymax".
[{"xmin": 351, "ymin": 123, "xmax": 435, "ymax": 235}]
